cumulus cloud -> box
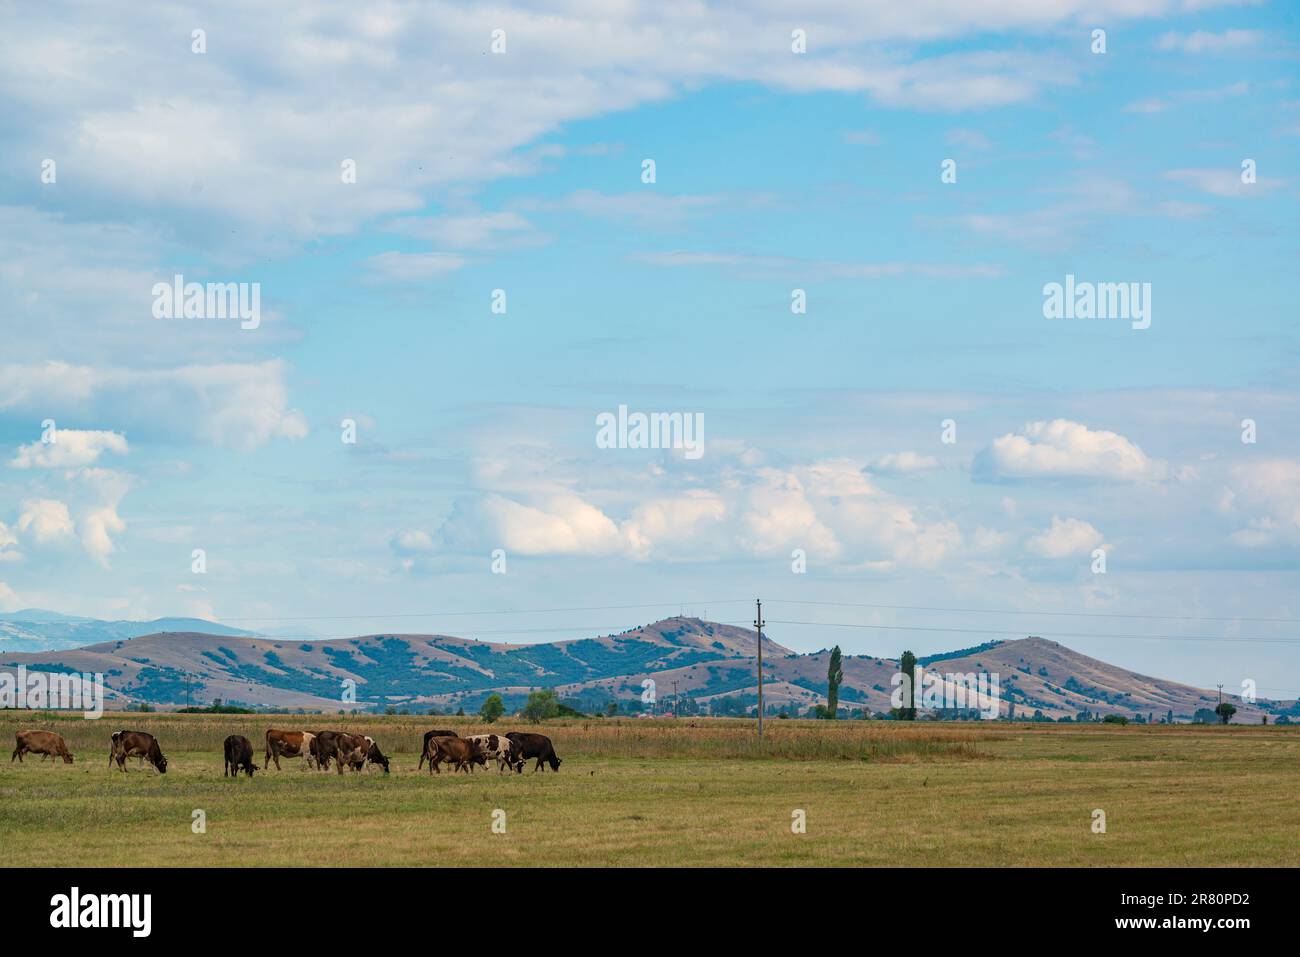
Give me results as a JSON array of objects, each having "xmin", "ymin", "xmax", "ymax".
[
  {"xmin": 974, "ymin": 419, "xmax": 1165, "ymax": 483},
  {"xmin": 435, "ymin": 457, "xmax": 960, "ymax": 569},
  {"xmin": 17, "ymin": 499, "xmax": 75, "ymax": 544},
  {"xmin": 9, "ymin": 429, "xmax": 128, "ymax": 469},
  {"xmin": 0, "ymin": 581, "xmax": 21, "ymax": 611},
  {"xmin": 1026, "ymin": 516, "xmax": 1104, "ymax": 558},
  {"xmin": 0, "ymin": 360, "xmax": 308, "ymax": 451}
]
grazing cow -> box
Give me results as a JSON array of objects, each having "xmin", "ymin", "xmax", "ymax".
[
  {"xmin": 424, "ymin": 735, "xmax": 484, "ymax": 774},
  {"xmin": 313, "ymin": 730, "xmax": 372, "ymax": 775},
  {"xmin": 109, "ymin": 730, "xmax": 168, "ymax": 774},
  {"xmin": 223, "ymin": 735, "xmax": 257, "ymax": 778},
  {"xmin": 355, "ymin": 735, "xmax": 390, "ymax": 773},
  {"xmin": 11, "ymin": 730, "xmax": 74, "ymax": 764},
  {"xmin": 263, "ymin": 729, "xmax": 318, "ymax": 771},
  {"xmin": 417, "ymin": 730, "xmax": 458, "ymax": 770},
  {"xmin": 465, "ymin": 733, "xmax": 523, "ymax": 773},
  {"xmin": 505, "ymin": 731, "xmax": 562, "ymax": 772}
]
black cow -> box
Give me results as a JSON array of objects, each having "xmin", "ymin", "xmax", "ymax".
[
  {"xmin": 223, "ymin": 734, "xmax": 257, "ymax": 778},
  {"xmin": 504, "ymin": 731, "xmax": 562, "ymax": 772}
]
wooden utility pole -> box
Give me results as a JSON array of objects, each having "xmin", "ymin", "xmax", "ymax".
[{"xmin": 754, "ymin": 599, "xmax": 765, "ymax": 738}]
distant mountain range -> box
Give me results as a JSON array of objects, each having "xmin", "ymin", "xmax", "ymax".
[
  {"xmin": 0, "ymin": 609, "xmax": 256, "ymax": 653},
  {"xmin": 0, "ymin": 615, "xmax": 1291, "ymax": 722}
]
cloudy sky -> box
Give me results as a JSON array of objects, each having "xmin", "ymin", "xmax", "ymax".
[{"xmin": 1, "ymin": 1, "xmax": 1297, "ymax": 695}]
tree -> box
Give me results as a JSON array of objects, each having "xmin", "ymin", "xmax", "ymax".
[
  {"xmin": 522, "ymin": 690, "xmax": 560, "ymax": 723},
  {"xmin": 479, "ymin": 693, "xmax": 505, "ymax": 724},
  {"xmin": 826, "ymin": 646, "xmax": 843, "ymax": 720},
  {"xmin": 1166, "ymin": 709, "xmax": 1174, "ymax": 725},
  {"xmin": 899, "ymin": 650, "xmax": 917, "ymax": 721},
  {"xmin": 1215, "ymin": 701, "xmax": 1237, "ymax": 725}
]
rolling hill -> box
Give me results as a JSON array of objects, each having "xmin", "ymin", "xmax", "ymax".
[
  {"xmin": 0, "ymin": 609, "xmax": 257, "ymax": 653},
  {"xmin": 0, "ymin": 616, "xmax": 1289, "ymax": 722}
]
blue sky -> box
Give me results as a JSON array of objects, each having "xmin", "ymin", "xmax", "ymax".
[{"xmin": 1, "ymin": 1, "xmax": 1297, "ymax": 696}]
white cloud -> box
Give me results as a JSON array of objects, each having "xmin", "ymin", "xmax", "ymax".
[
  {"xmin": 364, "ymin": 251, "xmax": 471, "ymax": 280},
  {"xmin": 1163, "ymin": 167, "xmax": 1282, "ymax": 198},
  {"xmin": 9, "ymin": 429, "xmax": 128, "ymax": 469},
  {"xmin": 974, "ymin": 419, "xmax": 1165, "ymax": 482},
  {"xmin": 867, "ymin": 451, "xmax": 939, "ymax": 474},
  {"xmin": 1223, "ymin": 459, "xmax": 1300, "ymax": 548},
  {"xmin": 391, "ymin": 529, "xmax": 436, "ymax": 554},
  {"xmin": 17, "ymin": 498, "xmax": 75, "ymax": 544},
  {"xmin": 1026, "ymin": 515, "xmax": 1104, "ymax": 558},
  {"xmin": 0, "ymin": 581, "xmax": 21, "ymax": 611},
  {"xmin": 0, "ymin": 522, "xmax": 21, "ymax": 563},
  {"xmin": 437, "ymin": 457, "xmax": 960, "ymax": 569},
  {"xmin": 0, "ymin": 0, "xmax": 1215, "ymax": 254},
  {"xmin": 1156, "ymin": 30, "xmax": 1263, "ymax": 54},
  {"xmin": 0, "ymin": 360, "xmax": 308, "ymax": 451}
]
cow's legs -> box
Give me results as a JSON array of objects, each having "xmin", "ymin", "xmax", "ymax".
[{"xmin": 11, "ymin": 745, "xmax": 24, "ymax": 762}]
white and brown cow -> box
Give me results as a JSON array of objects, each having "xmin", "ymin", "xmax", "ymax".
[
  {"xmin": 464, "ymin": 733, "xmax": 523, "ymax": 773},
  {"xmin": 263, "ymin": 729, "xmax": 318, "ymax": 771}
]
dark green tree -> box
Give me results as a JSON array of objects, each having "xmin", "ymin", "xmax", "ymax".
[
  {"xmin": 826, "ymin": 646, "xmax": 843, "ymax": 720},
  {"xmin": 899, "ymin": 650, "xmax": 917, "ymax": 721},
  {"xmin": 1215, "ymin": 701, "xmax": 1237, "ymax": 725},
  {"xmin": 479, "ymin": 693, "xmax": 505, "ymax": 724},
  {"xmin": 522, "ymin": 689, "xmax": 560, "ymax": 723}
]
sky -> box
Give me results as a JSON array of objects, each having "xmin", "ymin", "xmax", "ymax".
[{"xmin": 0, "ymin": 1, "xmax": 1297, "ymax": 697}]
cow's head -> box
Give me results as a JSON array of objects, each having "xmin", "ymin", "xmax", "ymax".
[
  {"xmin": 367, "ymin": 743, "xmax": 390, "ymax": 773},
  {"xmin": 63, "ymin": 753, "xmax": 75, "ymax": 764},
  {"xmin": 548, "ymin": 755, "xmax": 562, "ymax": 772},
  {"xmin": 155, "ymin": 755, "xmax": 168, "ymax": 774}
]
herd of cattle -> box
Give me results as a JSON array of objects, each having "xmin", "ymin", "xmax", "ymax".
[{"xmin": 10, "ymin": 727, "xmax": 563, "ymax": 777}]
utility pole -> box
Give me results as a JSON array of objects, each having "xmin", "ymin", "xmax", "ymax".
[
  {"xmin": 185, "ymin": 673, "xmax": 192, "ymax": 710},
  {"xmin": 754, "ymin": 599, "xmax": 765, "ymax": 738},
  {"xmin": 1217, "ymin": 684, "xmax": 1224, "ymax": 704},
  {"xmin": 672, "ymin": 680, "xmax": 678, "ymax": 717}
]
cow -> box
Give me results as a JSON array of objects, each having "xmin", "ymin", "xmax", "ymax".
[
  {"xmin": 109, "ymin": 730, "xmax": 167, "ymax": 773},
  {"xmin": 223, "ymin": 734, "xmax": 257, "ymax": 778},
  {"xmin": 357, "ymin": 735, "xmax": 390, "ymax": 774},
  {"xmin": 313, "ymin": 730, "xmax": 372, "ymax": 775},
  {"xmin": 464, "ymin": 733, "xmax": 524, "ymax": 773},
  {"xmin": 417, "ymin": 729, "xmax": 458, "ymax": 770},
  {"xmin": 11, "ymin": 730, "xmax": 74, "ymax": 764},
  {"xmin": 505, "ymin": 731, "xmax": 562, "ymax": 772},
  {"xmin": 263, "ymin": 729, "xmax": 318, "ymax": 771},
  {"xmin": 424, "ymin": 735, "xmax": 484, "ymax": 774}
]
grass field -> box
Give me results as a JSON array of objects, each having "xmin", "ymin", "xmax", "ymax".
[{"xmin": 3, "ymin": 713, "xmax": 1297, "ymax": 867}]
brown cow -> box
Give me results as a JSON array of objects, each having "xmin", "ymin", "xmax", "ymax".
[
  {"xmin": 505, "ymin": 731, "xmax": 561, "ymax": 772},
  {"xmin": 223, "ymin": 734, "xmax": 257, "ymax": 778},
  {"xmin": 263, "ymin": 729, "xmax": 318, "ymax": 770},
  {"xmin": 424, "ymin": 735, "xmax": 484, "ymax": 774},
  {"xmin": 417, "ymin": 729, "xmax": 458, "ymax": 770},
  {"xmin": 11, "ymin": 730, "xmax": 74, "ymax": 764},
  {"xmin": 313, "ymin": 730, "xmax": 372, "ymax": 775},
  {"xmin": 109, "ymin": 730, "xmax": 167, "ymax": 773}
]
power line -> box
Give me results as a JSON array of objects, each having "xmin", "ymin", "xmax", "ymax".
[
  {"xmin": 763, "ymin": 618, "xmax": 1300, "ymax": 645},
  {"xmin": 765, "ymin": 598, "xmax": 1300, "ymax": 626}
]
